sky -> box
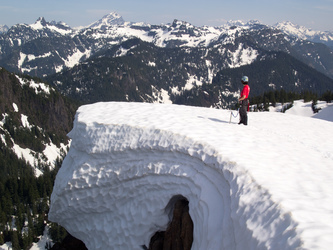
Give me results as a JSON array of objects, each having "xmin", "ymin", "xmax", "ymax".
[{"xmin": 0, "ymin": 0, "xmax": 332, "ymax": 31}]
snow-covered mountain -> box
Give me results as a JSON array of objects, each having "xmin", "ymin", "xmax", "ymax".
[
  {"xmin": 274, "ymin": 21, "xmax": 333, "ymax": 49},
  {"xmin": 87, "ymin": 12, "xmax": 125, "ymax": 29},
  {"xmin": 0, "ymin": 24, "xmax": 9, "ymax": 34},
  {"xmin": 49, "ymin": 101, "xmax": 333, "ymax": 249},
  {"xmin": 0, "ymin": 12, "xmax": 332, "ymax": 109},
  {"xmin": 0, "ymin": 12, "xmax": 332, "ymax": 78}
]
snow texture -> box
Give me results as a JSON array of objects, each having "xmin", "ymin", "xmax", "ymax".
[{"xmin": 49, "ymin": 102, "xmax": 333, "ymax": 250}]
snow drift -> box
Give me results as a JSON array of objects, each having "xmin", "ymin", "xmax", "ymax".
[{"xmin": 49, "ymin": 102, "xmax": 333, "ymax": 250}]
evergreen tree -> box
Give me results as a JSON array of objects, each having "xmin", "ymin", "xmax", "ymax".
[
  {"xmin": 11, "ymin": 230, "xmax": 20, "ymax": 250},
  {"xmin": 280, "ymin": 89, "xmax": 287, "ymax": 104},
  {"xmin": 321, "ymin": 90, "xmax": 333, "ymax": 103},
  {"xmin": 49, "ymin": 222, "xmax": 67, "ymax": 244},
  {"xmin": 0, "ymin": 233, "xmax": 4, "ymax": 245},
  {"xmin": 263, "ymin": 97, "xmax": 270, "ymax": 111},
  {"xmin": 36, "ymin": 213, "xmax": 46, "ymax": 237}
]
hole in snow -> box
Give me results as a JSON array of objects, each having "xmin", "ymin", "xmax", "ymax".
[{"xmin": 147, "ymin": 195, "xmax": 193, "ymax": 250}]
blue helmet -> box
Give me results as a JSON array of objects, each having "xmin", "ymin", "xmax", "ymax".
[{"xmin": 242, "ymin": 76, "xmax": 248, "ymax": 82}]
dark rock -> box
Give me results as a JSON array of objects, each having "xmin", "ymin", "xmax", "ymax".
[
  {"xmin": 50, "ymin": 234, "xmax": 87, "ymax": 250},
  {"xmin": 149, "ymin": 198, "xmax": 193, "ymax": 250}
]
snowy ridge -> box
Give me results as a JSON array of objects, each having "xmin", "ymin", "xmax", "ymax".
[
  {"xmin": 274, "ymin": 21, "xmax": 333, "ymax": 46},
  {"xmin": 49, "ymin": 102, "xmax": 333, "ymax": 249},
  {"xmin": 87, "ymin": 12, "xmax": 125, "ymax": 29},
  {"xmin": 29, "ymin": 17, "xmax": 72, "ymax": 35}
]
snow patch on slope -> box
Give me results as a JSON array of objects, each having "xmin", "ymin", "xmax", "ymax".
[
  {"xmin": 15, "ymin": 75, "xmax": 54, "ymax": 95},
  {"xmin": 62, "ymin": 48, "xmax": 91, "ymax": 69},
  {"xmin": 228, "ymin": 43, "xmax": 258, "ymax": 68}
]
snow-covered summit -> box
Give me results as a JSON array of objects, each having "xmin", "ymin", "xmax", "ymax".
[
  {"xmin": 28, "ymin": 17, "xmax": 72, "ymax": 35},
  {"xmin": 49, "ymin": 102, "xmax": 333, "ymax": 250},
  {"xmin": 0, "ymin": 24, "xmax": 9, "ymax": 33},
  {"xmin": 225, "ymin": 19, "xmax": 264, "ymax": 28},
  {"xmin": 87, "ymin": 12, "xmax": 125, "ymax": 29},
  {"xmin": 274, "ymin": 21, "xmax": 333, "ymax": 45}
]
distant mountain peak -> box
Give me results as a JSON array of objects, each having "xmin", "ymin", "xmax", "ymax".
[
  {"xmin": 28, "ymin": 16, "xmax": 72, "ymax": 34},
  {"xmin": 0, "ymin": 24, "xmax": 9, "ymax": 33},
  {"xmin": 273, "ymin": 21, "xmax": 333, "ymax": 42},
  {"xmin": 225, "ymin": 19, "xmax": 267, "ymax": 30},
  {"xmin": 88, "ymin": 12, "xmax": 125, "ymax": 29},
  {"xmin": 172, "ymin": 19, "xmax": 192, "ymax": 26},
  {"xmin": 36, "ymin": 17, "xmax": 47, "ymax": 26},
  {"xmin": 50, "ymin": 20, "xmax": 70, "ymax": 28},
  {"xmin": 274, "ymin": 21, "xmax": 309, "ymax": 34}
]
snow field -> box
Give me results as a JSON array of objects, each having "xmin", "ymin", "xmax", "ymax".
[{"xmin": 49, "ymin": 102, "xmax": 333, "ymax": 249}]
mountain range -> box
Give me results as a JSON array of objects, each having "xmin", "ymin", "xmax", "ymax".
[
  {"xmin": 1, "ymin": 13, "xmax": 332, "ymax": 47},
  {"xmin": 0, "ymin": 12, "xmax": 332, "ymax": 108}
]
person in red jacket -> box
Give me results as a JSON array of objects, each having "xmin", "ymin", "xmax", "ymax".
[{"xmin": 238, "ymin": 76, "xmax": 250, "ymax": 125}]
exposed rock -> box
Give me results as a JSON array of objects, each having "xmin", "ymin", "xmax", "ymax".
[
  {"xmin": 50, "ymin": 234, "xmax": 87, "ymax": 250},
  {"xmin": 149, "ymin": 199, "xmax": 193, "ymax": 250}
]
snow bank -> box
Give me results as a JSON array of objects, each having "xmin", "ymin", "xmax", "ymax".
[{"xmin": 49, "ymin": 102, "xmax": 333, "ymax": 250}]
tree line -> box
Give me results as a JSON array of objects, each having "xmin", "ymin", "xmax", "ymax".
[{"xmin": 248, "ymin": 89, "xmax": 333, "ymax": 112}]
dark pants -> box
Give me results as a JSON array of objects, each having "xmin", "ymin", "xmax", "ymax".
[{"xmin": 239, "ymin": 99, "xmax": 248, "ymax": 125}]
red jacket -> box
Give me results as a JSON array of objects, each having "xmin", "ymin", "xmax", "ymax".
[{"xmin": 241, "ymin": 84, "xmax": 250, "ymax": 99}]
